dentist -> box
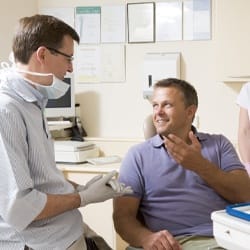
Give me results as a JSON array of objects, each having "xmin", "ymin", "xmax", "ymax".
[{"xmin": 0, "ymin": 14, "xmax": 132, "ymax": 250}]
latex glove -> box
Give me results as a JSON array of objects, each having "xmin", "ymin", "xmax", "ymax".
[
  {"xmin": 107, "ymin": 179, "xmax": 133, "ymax": 194},
  {"xmin": 79, "ymin": 170, "xmax": 133, "ymax": 207},
  {"xmin": 76, "ymin": 174, "xmax": 103, "ymax": 192}
]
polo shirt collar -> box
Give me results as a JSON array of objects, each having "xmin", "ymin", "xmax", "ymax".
[{"xmin": 151, "ymin": 125, "xmax": 207, "ymax": 148}]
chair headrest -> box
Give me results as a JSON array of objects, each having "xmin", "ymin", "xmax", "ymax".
[{"xmin": 143, "ymin": 115, "xmax": 157, "ymax": 140}]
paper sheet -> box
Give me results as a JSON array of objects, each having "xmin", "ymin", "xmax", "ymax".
[
  {"xmin": 39, "ymin": 7, "xmax": 75, "ymax": 28},
  {"xmin": 101, "ymin": 5, "xmax": 126, "ymax": 43},
  {"xmin": 75, "ymin": 6, "xmax": 101, "ymax": 44},
  {"xmin": 156, "ymin": 2, "xmax": 182, "ymax": 41}
]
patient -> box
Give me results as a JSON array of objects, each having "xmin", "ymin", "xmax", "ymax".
[{"xmin": 113, "ymin": 78, "xmax": 250, "ymax": 250}]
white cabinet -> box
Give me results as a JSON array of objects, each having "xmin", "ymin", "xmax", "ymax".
[
  {"xmin": 58, "ymin": 164, "xmax": 128, "ymax": 250},
  {"xmin": 215, "ymin": 0, "xmax": 250, "ymax": 82},
  {"xmin": 212, "ymin": 210, "xmax": 250, "ymax": 249}
]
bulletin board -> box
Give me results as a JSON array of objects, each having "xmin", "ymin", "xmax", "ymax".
[
  {"xmin": 39, "ymin": 1, "xmax": 211, "ymax": 86},
  {"xmin": 39, "ymin": 5, "xmax": 126, "ymax": 84}
]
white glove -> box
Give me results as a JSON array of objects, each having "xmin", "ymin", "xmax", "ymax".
[
  {"xmin": 107, "ymin": 179, "xmax": 133, "ymax": 194},
  {"xmin": 76, "ymin": 174, "xmax": 103, "ymax": 192},
  {"xmin": 78, "ymin": 170, "xmax": 133, "ymax": 207}
]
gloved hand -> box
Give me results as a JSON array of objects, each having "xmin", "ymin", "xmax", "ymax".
[
  {"xmin": 78, "ymin": 170, "xmax": 133, "ymax": 207},
  {"xmin": 76, "ymin": 174, "xmax": 103, "ymax": 192},
  {"xmin": 106, "ymin": 179, "xmax": 133, "ymax": 194}
]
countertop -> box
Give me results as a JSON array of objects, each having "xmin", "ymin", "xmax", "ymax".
[{"xmin": 57, "ymin": 162, "xmax": 120, "ymax": 173}]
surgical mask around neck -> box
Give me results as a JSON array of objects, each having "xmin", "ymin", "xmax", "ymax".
[
  {"xmin": 0, "ymin": 52, "xmax": 15, "ymax": 83},
  {"xmin": 0, "ymin": 51, "xmax": 16, "ymax": 70},
  {"xmin": 17, "ymin": 70, "xmax": 69, "ymax": 99}
]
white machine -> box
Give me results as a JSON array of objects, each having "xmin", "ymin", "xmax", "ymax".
[
  {"xmin": 54, "ymin": 140, "xmax": 99, "ymax": 163},
  {"xmin": 211, "ymin": 210, "xmax": 250, "ymax": 250}
]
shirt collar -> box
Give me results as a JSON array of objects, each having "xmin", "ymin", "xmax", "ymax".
[
  {"xmin": 150, "ymin": 125, "xmax": 207, "ymax": 148},
  {"xmin": 0, "ymin": 69, "xmax": 47, "ymax": 109}
]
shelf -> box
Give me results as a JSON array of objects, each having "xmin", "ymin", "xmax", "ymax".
[{"xmin": 223, "ymin": 76, "xmax": 250, "ymax": 83}]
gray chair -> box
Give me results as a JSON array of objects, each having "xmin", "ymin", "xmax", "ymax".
[{"xmin": 143, "ymin": 114, "xmax": 156, "ymax": 139}]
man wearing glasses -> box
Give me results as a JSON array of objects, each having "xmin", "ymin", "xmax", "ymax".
[{"xmin": 0, "ymin": 14, "xmax": 132, "ymax": 250}]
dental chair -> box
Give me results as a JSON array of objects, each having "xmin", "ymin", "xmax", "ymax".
[{"xmin": 143, "ymin": 114, "xmax": 156, "ymax": 139}]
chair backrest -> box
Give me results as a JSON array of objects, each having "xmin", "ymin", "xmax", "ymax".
[{"xmin": 143, "ymin": 114, "xmax": 156, "ymax": 139}]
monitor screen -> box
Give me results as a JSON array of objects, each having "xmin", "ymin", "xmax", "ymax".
[{"xmin": 44, "ymin": 74, "xmax": 75, "ymax": 118}]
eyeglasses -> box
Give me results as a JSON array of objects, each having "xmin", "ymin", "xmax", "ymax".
[{"xmin": 46, "ymin": 47, "xmax": 74, "ymax": 62}]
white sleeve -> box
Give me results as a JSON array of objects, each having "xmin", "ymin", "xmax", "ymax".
[{"xmin": 237, "ymin": 82, "xmax": 250, "ymax": 109}]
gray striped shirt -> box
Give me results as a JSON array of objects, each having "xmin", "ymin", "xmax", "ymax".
[{"xmin": 0, "ymin": 70, "xmax": 83, "ymax": 250}]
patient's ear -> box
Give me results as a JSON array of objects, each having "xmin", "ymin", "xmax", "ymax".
[
  {"xmin": 187, "ymin": 105, "xmax": 197, "ymax": 121},
  {"xmin": 143, "ymin": 115, "xmax": 156, "ymax": 140}
]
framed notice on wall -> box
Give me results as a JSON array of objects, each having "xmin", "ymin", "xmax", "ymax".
[
  {"xmin": 75, "ymin": 6, "xmax": 101, "ymax": 44},
  {"xmin": 183, "ymin": 0, "xmax": 211, "ymax": 40},
  {"xmin": 127, "ymin": 2, "xmax": 155, "ymax": 43}
]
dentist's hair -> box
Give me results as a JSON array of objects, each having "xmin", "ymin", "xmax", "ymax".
[{"xmin": 12, "ymin": 14, "xmax": 80, "ymax": 64}]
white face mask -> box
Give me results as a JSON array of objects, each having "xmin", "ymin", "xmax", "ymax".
[
  {"xmin": 17, "ymin": 70, "xmax": 70, "ymax": 99},
  {"xmin": 0, "ymin": 51, "xmax": 16, "ymax": 69}
]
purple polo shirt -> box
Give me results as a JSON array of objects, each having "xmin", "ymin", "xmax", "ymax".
[{"xmin": 118, "ymin": 130, "xmax": 244, "ymax": 236}]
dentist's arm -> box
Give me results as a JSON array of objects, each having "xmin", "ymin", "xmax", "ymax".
[{"xmin": 35, "ymin": 171, "xmax": 132, "ymax": 220}]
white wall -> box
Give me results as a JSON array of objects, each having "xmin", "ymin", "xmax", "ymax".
[
  {"xmin": 0, "ymin": 0, "xmax": 37, "ymax": 61},
  {"xmin": 1, "ymin": 0, "xmax": 243, "ymax": 145}
]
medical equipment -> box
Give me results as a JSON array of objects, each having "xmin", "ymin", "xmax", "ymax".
[
  {"xmin": 53, "ymin": 140, "xmax": 99, "ymax": 163},
  {"xmin": 45, "ymin": 74, "xmax": 75, "ymax": 118},
  {"xmin": 211, "ymin": 209, "xmax": 250, "ymax": 250}
]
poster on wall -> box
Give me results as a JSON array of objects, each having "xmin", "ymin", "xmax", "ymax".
[
  {"xmin": 101, "ymin": 5, "xmax": 126, "ymax": 43},
  {"xmin": 39, "ymin": 7, "xmax": 75, "ymax": 28},
  {"xmin": 155, "ymin": 2, "xmax": 182, "ymax": 41},
  {"xmin": 100, "ymin": 44, "xmax": 126, "ymax": 82},
  {"xmin": 127, "ymin": 2, "xmax": 155, "ymax": 43},
  {"xmin": 75, "ymin": 44, "xmax": 125, "ymax": 83},
  {"xmin": 75, "ymin": 6, "xmax": 101, "ymax": 44},
  {"xmin": 183, "ymin": 0, "xmax": 211, "ymax": 40},
  {"xmin": 75, "ymin": 45, "xmax": 101, "ymax": 83}
]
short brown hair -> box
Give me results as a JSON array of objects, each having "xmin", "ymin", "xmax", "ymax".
[
  {"xmin": 154, "ymin": 78, "xmax": 198, "ymax": 108},
  {"xmin": 12, "ymin": 14, "xmax": 80, "ymax": 64}
]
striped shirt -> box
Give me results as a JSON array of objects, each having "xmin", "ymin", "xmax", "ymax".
[{"xmin": 0, "ymin": 70, "xmax": 83, "ymax": 250}]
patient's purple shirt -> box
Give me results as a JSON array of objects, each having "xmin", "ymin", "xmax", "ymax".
[{"xmin": 118, "ymin": 131, "xmax": 244, "ymax": 236}]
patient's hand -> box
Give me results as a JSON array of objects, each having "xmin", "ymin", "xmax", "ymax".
[
  {"xmin": 163, "ymin": 131, "xmax": 204, "ymax": 172},
  {"xmin": 142, "ymin": 230, "xmax": 182, "ymax": 250}
]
